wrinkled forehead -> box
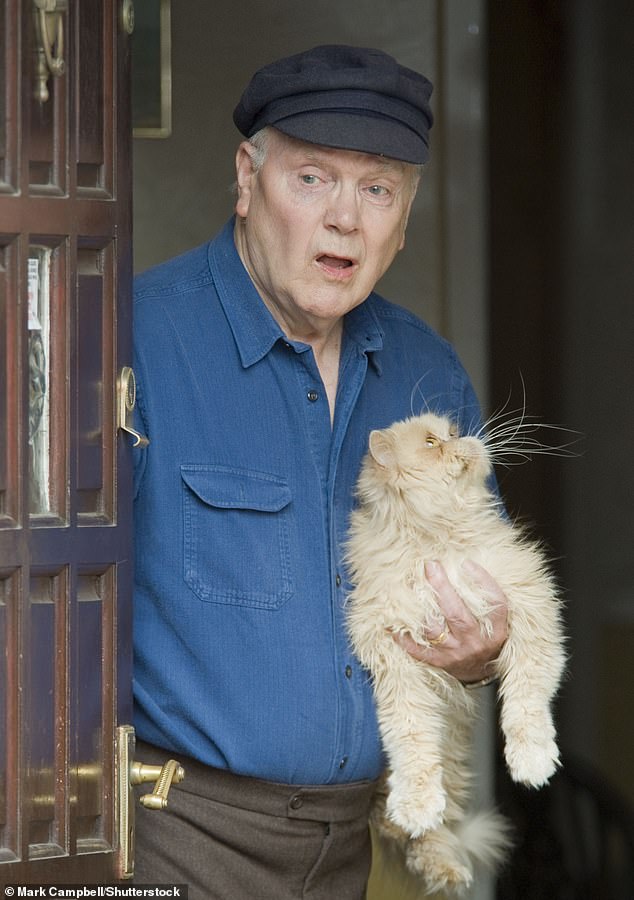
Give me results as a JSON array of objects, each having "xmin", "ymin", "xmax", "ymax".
[{"xmin": 261, "ymin": 129, "xmax": 420, "ymax": 194}]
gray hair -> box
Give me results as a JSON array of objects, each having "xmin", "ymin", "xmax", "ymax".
[{"xmin": 246, "ymin": 127, "xmax": 271, "ymax": 172}]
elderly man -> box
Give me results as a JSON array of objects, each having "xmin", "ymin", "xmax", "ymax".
[{"xmin": 132, "ymin": 45, "xmax": 507, "ymax": 900}]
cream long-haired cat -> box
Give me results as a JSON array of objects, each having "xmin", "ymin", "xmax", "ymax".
[{"xmin": 346, "ymin": 412, "xmax": 566, "ymax": 895}]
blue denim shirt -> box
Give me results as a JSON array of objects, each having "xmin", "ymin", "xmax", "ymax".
[{"xmin": 132, "ymin": 218, "xmax": 481, "ymax": 785}]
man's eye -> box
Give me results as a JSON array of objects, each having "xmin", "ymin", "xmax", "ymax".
[
  {"xmin": 366, "ymin": 184, "xmax": 389, "ymax": 197},
  {"xmin": 300, "ymin": 174, "xmax": 320, "ymax": 185}
]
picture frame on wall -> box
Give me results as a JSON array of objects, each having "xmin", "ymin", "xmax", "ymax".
[{"xmin": 132, "ymin": 0, "xmax": 172, "ymax": 138}]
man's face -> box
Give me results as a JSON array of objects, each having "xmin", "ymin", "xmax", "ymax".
[{"xmin": 234, "ymin": 129, "xmax": 418, "ymax": 339}]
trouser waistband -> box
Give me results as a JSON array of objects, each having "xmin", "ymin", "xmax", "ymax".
[{"xmin": 135, "ymin": 739, "xmax": 379, "ymax": 823}]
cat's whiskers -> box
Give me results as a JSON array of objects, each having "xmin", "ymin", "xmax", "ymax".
[
  {"xmin": 475, "ymin": 405, "xmax": 581, "ymax": 468},
  {"xmin": 409, "ymin": 370, "xmax": 436, "ymax": 416}
]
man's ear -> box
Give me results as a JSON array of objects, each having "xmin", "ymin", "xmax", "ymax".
[
  {"xmin": 235, "ymin": 142, "xmax": 257, "ymax": 218},
  {"xmin": 368, "ymin": 430, "xmax": 396, "ymax": 468}
]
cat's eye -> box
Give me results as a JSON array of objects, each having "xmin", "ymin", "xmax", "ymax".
[{"xmin": 425, "ymin": 436, "xmax": 439, "ymax": 448}]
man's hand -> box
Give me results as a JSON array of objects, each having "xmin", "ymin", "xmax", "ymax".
[{"xmin": 394, "ymin": 559, "xmax": 508, "ymax": 684}]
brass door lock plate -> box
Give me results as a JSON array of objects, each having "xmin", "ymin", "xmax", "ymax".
[{"xmin": 116, "ymin": 725, "xmax": 185, "ymax": 878}]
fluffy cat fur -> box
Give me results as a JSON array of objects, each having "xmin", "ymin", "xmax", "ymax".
[{"xmin": 346, "ymin": 412, "xmax": 566, "ymax": 895}]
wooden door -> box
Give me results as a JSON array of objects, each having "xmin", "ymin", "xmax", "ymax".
[{"xmin": 0, "ymin": 0, "xmax": 135, "ymax": 884}]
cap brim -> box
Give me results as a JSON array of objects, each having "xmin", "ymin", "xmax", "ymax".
[{"xmin": 271, "ymin": 110, "xmax": 429, "ymax": 165}]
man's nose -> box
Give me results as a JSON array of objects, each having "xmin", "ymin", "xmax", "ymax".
[{"xmin": 323, "ymin": 183, "xmax": 360, "ymax": 233}]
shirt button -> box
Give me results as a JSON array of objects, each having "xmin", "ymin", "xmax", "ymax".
[
  {"xmin": 307, "ymin": 390, "xmax": 319, "ymax": 402},
  {"xmin": 339, "ymin": 757, "xmax": 348, "ymax": 770},
  {"xmin": 289, "ymin": 793, "xmax": 304, "ymax": 810},
  {"xmin": 345, "ymin": 665, "xmax": 352, "ymax": 679},
  {"xmin": 335, "ymin": 574, "xmax": 342, "ymax": 587}
]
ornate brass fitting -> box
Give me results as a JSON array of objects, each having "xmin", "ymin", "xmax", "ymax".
[
  {"xmin": 131, "ymin": 759, "xmax": 186, "ymax": 810},
  {"xmin": 33, "ymin": 0, "xmax": 67, "ymax": 103}
]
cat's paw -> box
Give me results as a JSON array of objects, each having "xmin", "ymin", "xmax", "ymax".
[
  {"xmin": 386, "ymin": 776, "xmax": 446, "ymax": 838},
  {"xmin": 505, "ymin": 736, "xmax": 559, "ymax": 788},
  {"xmin": 407, "ymin": 833, "xmax": 473, "ymax": 894}
]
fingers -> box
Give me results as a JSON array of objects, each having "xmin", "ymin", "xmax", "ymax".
[
  {"xmin": 394, "ymin": 559, "xmax": 509, "ymax": 684},
  {"xmin": 460, "ymin": 558, "xmax": 509, "ymax": 642},
  {"xmin": 424, "ymin": 560, "xmax": 477, "ymax": 635},
  {"xmin": 395, "ymin": 630, "xmax": 430, "ymax": 660},
  {"xmin": 427, "ymin": 559, "xmax": 508, "ymax": 639}
]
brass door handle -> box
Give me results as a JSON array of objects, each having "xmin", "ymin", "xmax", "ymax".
[
  {"xmin": 116, "ymin": 726, "xmax": 186, "ymax": 878},
  {"xmin": 131, "ymin": 759, "xmax": 186, "ymax": 809},
  {"xmin": 117, "ymin": 366, "xmax": 150, "ymax": 448}
]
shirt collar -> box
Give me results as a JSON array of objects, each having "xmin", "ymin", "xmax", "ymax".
[
  {"xmin": 208, "ymin": 218, "xmax": 384, "ymax": 371},
  {"xmin": 343, "ymin": 299, "xmax": 384, "ymax": 374}
]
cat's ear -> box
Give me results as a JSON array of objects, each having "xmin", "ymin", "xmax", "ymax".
[{"xmin": 369, "ymin": 430, "xmax": 396, "ymax": 468}]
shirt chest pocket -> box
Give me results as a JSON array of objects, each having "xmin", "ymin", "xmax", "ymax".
[{"xmin": 181, "ymin": 466, "xmax": 294, "ymax": 610}]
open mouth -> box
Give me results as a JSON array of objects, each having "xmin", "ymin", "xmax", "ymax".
[{"xmin": 316, "ymin": 254, "xmax": 356, "ymax": 274}]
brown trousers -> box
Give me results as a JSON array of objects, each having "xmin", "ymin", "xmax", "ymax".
[{"xmin": 133, "ymin": 741, "xmax": 378, "ymax": 900}]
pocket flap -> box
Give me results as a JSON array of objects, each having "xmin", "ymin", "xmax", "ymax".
[{"xmin": 180, "ymin": 466, "xmax": 291, "ymax": 512}]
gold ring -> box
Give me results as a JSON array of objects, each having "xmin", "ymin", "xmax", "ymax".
[{"xmin": 428, "ymin": 629, "xmax": 449, "ymax": 646}]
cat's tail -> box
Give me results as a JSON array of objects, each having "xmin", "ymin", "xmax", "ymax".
[
  {"xmin": 372, "ymin": 807, "xmax": 513, "ymax": 897},
  {"xmin": 456, "ymin": 808, "xmax": 513, "ymax": 873}
]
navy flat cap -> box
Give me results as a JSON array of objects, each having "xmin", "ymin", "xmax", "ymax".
[{"xmin": 233, "ymin": 45, "xmax": 434, "ymax": 164}]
